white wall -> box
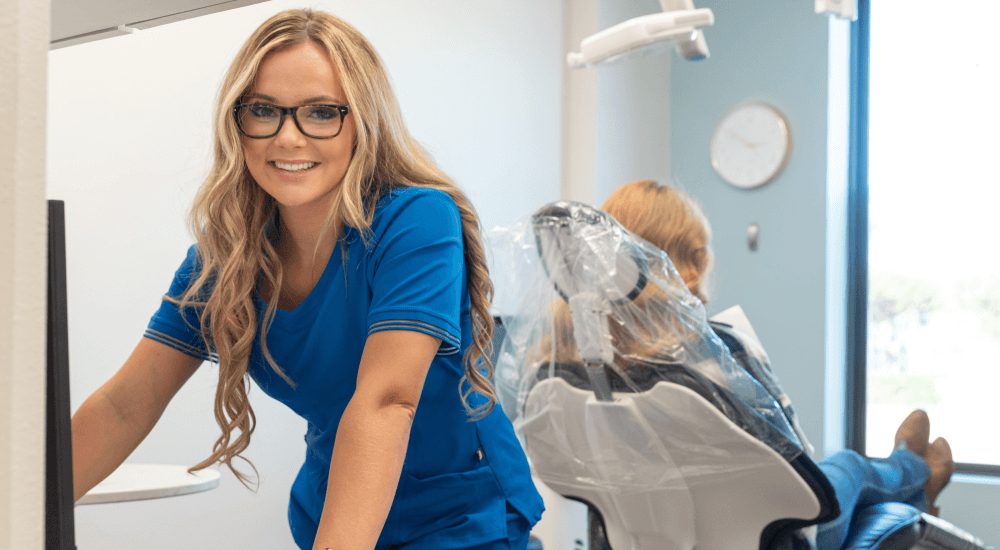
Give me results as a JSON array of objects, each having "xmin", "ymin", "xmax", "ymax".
[
  {"xmin": 560, "ymin": 0, "xmax": 598, "ymax": 205},
  {"xmin": 562, "ymin": 0, "xmax": 674, "ymax": 207},
  {"xmin": 593, "ymin": 0, "xmax": 672, "ymax": 205},
  {"xmin": 1, "ymin": 0, "xmax": 49, "ymax": 548},
  {"xmin": 47, "ymin": 2, "xmax": 562, "ymax": 548}
]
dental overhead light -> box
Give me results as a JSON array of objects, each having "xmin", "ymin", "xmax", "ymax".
[{"xmin": 567, "ymin": 0, "xmax": 714, "ymax": 69}]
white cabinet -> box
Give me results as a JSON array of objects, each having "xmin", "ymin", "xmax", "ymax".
[{"xmin": 50, "ymin": 0, "xmax": 270, "ymax": 49}]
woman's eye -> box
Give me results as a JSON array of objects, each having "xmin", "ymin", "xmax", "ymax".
[
  {"xmin": 249, "ymin": 105, "xmax": 278, "ymax": 119},
  {"xmin": 304, "ymin": 106, "xmax": 339, "ymax": 122}
]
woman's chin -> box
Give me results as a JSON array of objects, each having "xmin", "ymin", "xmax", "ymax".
[{"xmin": 268, "ymin": 188, "xmax": 340, "ymax": 217}]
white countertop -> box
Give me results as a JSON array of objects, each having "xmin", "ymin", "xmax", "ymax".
[{"xmin": 77, "ymin": 464, "xmax": 221, "ymax": 505}]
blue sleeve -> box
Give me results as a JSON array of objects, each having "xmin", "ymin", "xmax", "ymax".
[
  {"xmin": 143, "ymin": 244, "xmax": 213, "ymax": 361},
  {"xmin": 365, "ymin": 189, "xmax": 464, "ymax": 353}
]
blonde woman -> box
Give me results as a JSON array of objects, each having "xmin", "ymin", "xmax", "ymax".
[
  {"xmin": 601, "ymin": 179, "xmax": 954, "ymax": 550},
  {"xmin": 71, "ymin": 9, "xmax": 543, "ymax": 550}
]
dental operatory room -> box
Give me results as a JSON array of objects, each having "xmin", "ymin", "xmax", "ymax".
[{"xmin": 5, "ymin": 0, "xmax": 1000, "ymax": 549}]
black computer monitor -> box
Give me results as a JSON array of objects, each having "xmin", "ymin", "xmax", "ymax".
[{"xmin": 46, "ymin": 199, "xmax": 77, "ymax": 550}]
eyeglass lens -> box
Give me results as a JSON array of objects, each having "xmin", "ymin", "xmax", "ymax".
[{"xmin": 237, "ymin": 104, "xmax": 343, "ymax": 138}]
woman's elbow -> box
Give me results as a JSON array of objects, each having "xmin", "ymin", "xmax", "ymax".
[{"xmin": 377, "ymin": 390, "xmax": 418, "ymax": 421}]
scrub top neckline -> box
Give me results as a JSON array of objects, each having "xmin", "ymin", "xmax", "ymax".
[{"xmin": 255, "ymin": 237, "xmax": 344, "ymax": 324}]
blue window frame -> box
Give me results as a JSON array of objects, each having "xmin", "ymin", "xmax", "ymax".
[{"xmin": 845, "ymin": 0, "xmax": 870, "ymax": 456}]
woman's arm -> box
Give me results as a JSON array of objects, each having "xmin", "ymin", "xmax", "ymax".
[
  {"xmin": 72, "ymin": 337, "xmax": 202, "ymax": 501},
  {"xmin": 312, "ymin": 329, "xmax": 440, "ymax": 550}
]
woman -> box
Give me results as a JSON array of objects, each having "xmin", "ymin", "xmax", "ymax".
[
  {"xmin": 71, "ymin": 9, "xmax": 543, "ymax": 550},
  {"xmin": 600, "ymin": 179, "xmax": 954, "ymax": 549}
]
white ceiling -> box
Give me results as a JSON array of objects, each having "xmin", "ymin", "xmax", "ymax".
[{"xmin": 50, "ymin": 0, "xmax": 271, "ymax": 49}]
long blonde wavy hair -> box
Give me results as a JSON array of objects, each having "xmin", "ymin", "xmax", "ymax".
[
  {"xmin": 532, "ymin": 180, "xmax": 714, "ymax": 367},
  {"xmin": 172, "ymin": 9, "xmax": 497, "ymax": 487}
]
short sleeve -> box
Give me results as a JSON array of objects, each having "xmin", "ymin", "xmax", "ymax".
[
  {"xmin": 366, "ymin": 189, "xmax": 464, "ymax": 354},
  {"xmin": 144, "ymin": 244, "xmax": 214, "ymax": 361}
]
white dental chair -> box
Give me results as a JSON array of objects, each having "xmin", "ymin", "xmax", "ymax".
[
  {"xmin": 521, "ymin": 360, "xmax": 831, "ymax": 550},
  {"xmin": 489, "ymin": 201, "xmax": 992, "ymax": 550}
]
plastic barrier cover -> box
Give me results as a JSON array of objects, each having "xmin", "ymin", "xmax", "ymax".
[{"xmin": 488, "ymin": 201, "xmax": 806, "ymax": 496}]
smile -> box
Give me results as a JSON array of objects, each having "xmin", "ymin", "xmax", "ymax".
[{"xmin": 271, "ymin": 161, "xmax": 317, "ymax": 172}]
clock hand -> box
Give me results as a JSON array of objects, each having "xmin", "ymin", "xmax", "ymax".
[{"xmin": 727, "ymin": 130, "xmax": 759, "ymax": 149}]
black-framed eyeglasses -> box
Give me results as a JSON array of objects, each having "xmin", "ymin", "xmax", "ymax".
[{"xmin": 233, "ymin": 103, "xmax": 350, "ymax": 139}]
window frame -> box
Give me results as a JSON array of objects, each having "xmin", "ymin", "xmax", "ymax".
[
  {"xmin": 844, "ymin": 0, "xmax": 870, "ymax": 457},
  {"xmin": 845, "ymin": 0, "xmax": 1000, "ymax": 477}
]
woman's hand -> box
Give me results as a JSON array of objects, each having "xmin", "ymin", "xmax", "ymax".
[{"xmin": 312, "ymin": 329, "xmax": 440, "ymax": 550}]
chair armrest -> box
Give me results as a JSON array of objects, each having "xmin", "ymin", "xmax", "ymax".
[
  {"xmin": 842, "ymin": 502, "xmax": 992, "ymax": 550},
  {"xmin": 915, "ymin": 512, "xmax": 993, "ymax": 550},
  {"xmin": 843, "ymin": 502, "xmax": 920, "ymax": 550}
]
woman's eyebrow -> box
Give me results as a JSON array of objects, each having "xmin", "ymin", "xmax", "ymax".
[{"xmin": 246, "ymin": 93, "xmax": 344, "ymax": 104}]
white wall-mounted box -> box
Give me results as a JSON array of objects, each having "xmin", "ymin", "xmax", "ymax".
[{"xmin": 50, "ymin": 0, "xmax": 271, "ymax": 49}]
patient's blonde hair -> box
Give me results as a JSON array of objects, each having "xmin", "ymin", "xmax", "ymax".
[{"xmin": 602, "ymin": 179, "xmax": 713, "ymax": 303}]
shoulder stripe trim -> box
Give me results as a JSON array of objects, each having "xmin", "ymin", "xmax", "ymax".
[
  {"xmin": 144, "ymin": 329, "xmax": 215, "ymax": 362},
  {"xmin": 368, "ymin": 319, "xmax": 460, "ymax": 348}
]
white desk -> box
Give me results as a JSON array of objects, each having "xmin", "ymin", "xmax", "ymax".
[{"xmin": 77, "ymin": 464, "xmax": 221, "ymax": 505}]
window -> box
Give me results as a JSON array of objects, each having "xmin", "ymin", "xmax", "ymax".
[{"xmin": 851, "ymin": 0, "xmax": 1000, "ymax": 473}]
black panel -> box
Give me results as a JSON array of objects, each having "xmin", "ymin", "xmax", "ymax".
[{"xmin": 46, "ymin": 200, "xmax": 77, "ymax": 550}]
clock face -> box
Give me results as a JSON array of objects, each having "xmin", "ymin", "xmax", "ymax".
[{"xmin": 710, "ymin": 103, "xmax": 791, "ymax": 189}]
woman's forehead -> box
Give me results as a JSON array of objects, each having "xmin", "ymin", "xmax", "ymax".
[{"xmin": 251, "ymin": 41, "xmax": 346, "ymax": 103}]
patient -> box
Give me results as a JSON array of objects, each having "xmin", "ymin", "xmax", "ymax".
[{"xmin": 600, "ymin": 179, "xmax": 955, "ymax": 549}]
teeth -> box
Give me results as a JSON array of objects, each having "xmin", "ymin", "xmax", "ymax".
[{"xmin": 273, "ymin": 161, "xmax": 316, "ymax": 171}]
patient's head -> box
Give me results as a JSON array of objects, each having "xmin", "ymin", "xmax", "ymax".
[
  {"xmin": 526, "ymin": 182, "xmax": 714, "ymax": 369},
  {"xmin": 601, "ymin": 180, "xmax": 714, "ymax": 303}
]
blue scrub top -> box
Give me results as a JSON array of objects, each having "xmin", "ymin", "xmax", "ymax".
[{"xmin": 144, "ymin": 187, "xmax": 544, "ymax": 549}]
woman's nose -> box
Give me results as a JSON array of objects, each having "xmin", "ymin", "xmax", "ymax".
[{"xmin": 273, "ymin": 114, "xmax": 307, "ymax": 147}]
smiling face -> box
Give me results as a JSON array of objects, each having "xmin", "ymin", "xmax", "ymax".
[{"xmin": 241, "ymin": 41, "xmax": 356, "ymax": 220}]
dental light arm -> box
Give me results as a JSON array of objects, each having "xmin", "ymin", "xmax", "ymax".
[
  {"xmin": 567, "ymin": 2, "xmax": 714, "ymax": 69},
  {"xmin": 661, "ymin": 0, "xmax": 711, "ymax": 60}
]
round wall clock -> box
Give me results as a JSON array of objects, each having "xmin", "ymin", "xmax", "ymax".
[{"xmin": 709, "ymin": 102, "xmax": 792, "ymax": 189}]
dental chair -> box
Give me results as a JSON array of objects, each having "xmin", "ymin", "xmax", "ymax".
[{"xmin": 489, "ymin": 201, "xmax": 992, "ymax": 550}]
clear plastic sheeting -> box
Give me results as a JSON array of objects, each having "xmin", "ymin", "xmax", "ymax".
[{"xmin": 488, "ymin": 201, "xmax": 809, "ymax": 527}]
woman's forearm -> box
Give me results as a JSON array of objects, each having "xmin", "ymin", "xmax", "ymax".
[
  {"xmin": 313, "ymin": 396, "xmax": 415, "ymax": 550},
  {"xmin": 72, "ymin": 339, "xmax": 201, "ymax": 502},
  {"xmin": 71, "ymin": 388, "xmax": 157, "ymax": 501}
]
